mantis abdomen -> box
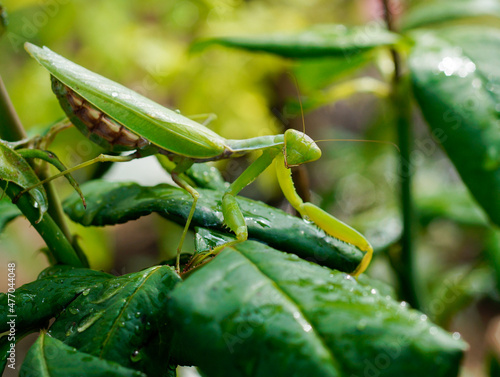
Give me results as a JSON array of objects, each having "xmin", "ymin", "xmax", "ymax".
[{"xmin": 52, "ymin": 77, "xmax": 150, "ymax": 153}]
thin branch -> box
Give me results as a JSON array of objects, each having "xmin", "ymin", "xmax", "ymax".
[
  {"xmin": 0, "ymin": 74, "xmax": 26, "ymax": 141},
  {"xmin": 381, "ymin": 0, "xmax": 421, "ymax": 309}
]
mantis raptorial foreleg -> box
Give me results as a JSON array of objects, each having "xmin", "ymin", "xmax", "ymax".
[
  {"xmin": 221, "ymin": 148, "xmax": 280, "ymax": 242},
  {"xmin": 274, "ymin": 153, "xmax": 372, "ymax": 277},
  {"xmin": 188, "ymin": 148, "xmax": 281, "ymax": 268}
]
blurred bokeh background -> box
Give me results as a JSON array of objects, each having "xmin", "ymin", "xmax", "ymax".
[{"xmin": 1, "ymin": 0, "xmax": 499, "ymax": 376}]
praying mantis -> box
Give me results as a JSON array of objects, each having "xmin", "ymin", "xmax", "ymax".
[{"xmin": 21, "ymin": 43, "xmax": 373, "ymax": 276}]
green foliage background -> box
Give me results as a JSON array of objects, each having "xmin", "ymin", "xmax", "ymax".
[{"xmin": 1, "ymin": 0, "xmax": 499, "ymax": 375}]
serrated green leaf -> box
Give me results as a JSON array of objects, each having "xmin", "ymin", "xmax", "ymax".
[
  {"xmin": 0, "ymin": 196, "xmax": 21, "ymax": 232},
  {"xmin": 409, "ymin": 27, "xmax": 500, "ymax": 226},
  {"xmin": 0, "ymin": 266, "xmax": 113, "ymax": 335},
  {"xmin": 193, "ymin": 24, "xmax": 401, "ymax": 59},
  {"xmin": 20, "ymin": 332, "xmax": 146, "ymax": 377},
  {"xmin": 167, "ymin": 241, "xmax": 466, "ymax": 377},
  {"xmin": 401, "ymin": 0, "xmax": 500, "ymax": 31},
  {"xmin": 63, "ymin": 180, "xmax": 366, "ymax": 274},
  {"xmin": 0, "ymin": 141, "xmax": 47, "ymax": 222},
  {"xmin": 48, "ymin": 266, "xmax": 180, "ymax": 377}
]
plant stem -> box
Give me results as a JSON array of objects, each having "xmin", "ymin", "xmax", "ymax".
[
  {"xmin": 381, "ymin": 0, "xmax": 421, "ymax": 309},
  {"xmin": 5, "ymin": 184, "xmax": 84, "ymax": 267},
  {"xmin": 0, "ymin": 73, "xmax": 84, "ymax": 267},
  {"xmin": 0, "ymin": 75, "xmax": 26, "ymax": 141}
]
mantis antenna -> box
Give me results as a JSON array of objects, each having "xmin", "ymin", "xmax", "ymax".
[{"xmin": 288, "ymin": 72, "xmax": 400, "ymax": 153}]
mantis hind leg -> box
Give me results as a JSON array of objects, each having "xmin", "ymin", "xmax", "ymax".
[
  {"xmin": 170, "ymin": 159, "xmax": 199, "ymax": 273},
  {"xmin": 274, "ymin": 154, "xmax": 372, "ymax": 277}
]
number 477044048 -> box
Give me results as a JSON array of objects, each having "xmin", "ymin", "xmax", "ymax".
[{"xmin": 20, "ymin": 43, "xmax": 373, "ymax": 276}]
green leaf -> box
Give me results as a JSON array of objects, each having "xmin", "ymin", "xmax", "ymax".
[
  {"xmin": 63, "ymin": 180, "xmax": 366, "ymax": 274},
  {"xmin": 416, "ymin": 186, "xmax": 490, "ymax": 227},
  {"xmin": 156, "ymin": 154, "xmax": 229, "ymax": 191},
  {"xmin": 0, "ymin": 141, "xmax": 47, "ymax": 222},
  {"xmin": 409, "ymin": 27, "xmax": 500, "ymax": 226},
  {"xmin": 167, "ymin": 241, "xmax": 467, "ymax": 377},
  {"xmin": 184, "ymin": 163, "xmax": 229, "ymax": 191},
  {"xmin": 20, "ymin": 332, "xmax": 146, "ymax": 377},
  {"xmin": 192, "ymin": 24, "xmax": 401, "ymax": 59},
  {"xmin": 0, "ymin": 266, "xmax": 113, "ymax": 335},
  {"xmin": 401, "ymin": 0, "xmax": 500, "ymax": 31},
  {"xmin": 0, "ymin": 196, "xmax": 21, "ymax": 233},
  {"xmin": 47, "ymin": 266, "xmax": 180, "ymax": 376},
  {"xmin": 292, "ymin": 54, "xmax": 371, "ymax": 92}
]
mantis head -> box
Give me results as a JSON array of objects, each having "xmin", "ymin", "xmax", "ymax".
[{"xmin": 283, "ymin": 129, "xmax": 322, "ymax": 168}]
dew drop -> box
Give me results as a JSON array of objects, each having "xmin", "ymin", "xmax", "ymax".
[
  {"xmin": 302, "ymin": 324, "xmax": 312, "ymax": 333},
  {"xmin": 452, "ymin": 332, "xmax": 461, "ymax": 340},
  {"xmin": 437, "ymin": 55, "xmax": 476, "ymax": 77},
  {"xmin": 370, "ymin": 288, "xmax": 378, "ymax": 295},
  {"xmin": 68, "ymin": 307, "xmax": 80, "ymax": 315},
  {"xmin": 77, "ymin": 312, "xmax": 103, "ymax": 332},
  {"xmin": 82, "ymin": 288, "xmax": 91, "ymax": 296},
  {"xmin": 420, "ymin": 314, "xmax": 428, "ymax": 321},
  {"xmin": 400, "ymin": 301, "xmax": 408, "ymax": 308},
  {"xmin": 111, "ymin": 92, "xmax": 118, "ymax": 98},
  {"xmin": 472, "ymin": 78, "xmax": 482, "ymax": 89},
  {"xmin": 429, "ymin": 326, "xmax": 438, "ymax": 335},
  {"xmin": 130, "ymin": 350, "xmax": 142, "ymax": 362},
  {"xmin": 357, "ymin": 319, "xmax": 367, "ymax": 330}
]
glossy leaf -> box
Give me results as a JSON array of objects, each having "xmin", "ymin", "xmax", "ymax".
[
  {"xmin": 63, "ymin": 180, "xmax": 366, "ymax": 273},
  {"xmin": 0, "ymin": 197, "xmax": 21, "ymax": 233},
  {"xmin": 401, "ymin": 0, "xmax": 500, "ymax": 31},
  {"xmin": 194, "ymin": 227, "xmax": 398, "ymax": 298},
  {"xmin": 20, "ymin": 332, "xmax": 146, "ymax": 377},
  {"xmin": 0, "ymin": 266, "xmax": 113, "ymax": 335},
  {"xmin": 192, "ymin": 24, "xmax": 401, "ymax": 58},
  {"xmin": 48, "ymin": 266, "xmax": 180, "ymax": 376},
  {"xmin": 156, "ymin": 154, "xmax": 229, "ymax": 191},
  {"xmin": 167, "ymin": 240, "xmax": 467, "ymax": 377},
  {"xmin": 416, "ymin": 186, "xmax": 490, "ymax": 227},
  {"xmin": 409, "ymin": 27, "xmax": 500, "ymax": 226},
  {"xmin": 0, "ymin": 141, "xmax": 47, "ymax": 221},
  {"xmin": 292, "ymin": 54, "xmax": 371, "ymax": 92}
]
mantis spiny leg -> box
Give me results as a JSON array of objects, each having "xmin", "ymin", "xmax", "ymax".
[
  {"xmin": 274, "ymin": 153, "xmax": 373, "ymax": 277},
  {"xmin": 170, "ymin": 158, "xmax": 199, "ymax": 273}
]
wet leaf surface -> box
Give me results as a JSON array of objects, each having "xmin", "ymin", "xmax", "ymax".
[
  {"xmin": 168, "ymin": 239, "xmax": 467, "ymax": 377},
  {"xmin": 64, "ymin": 180, "xmax": 366, "ymax": 273},
  {"xmin": 409, "ymin": 27, "xmax": 500, "ymax": 226}
]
